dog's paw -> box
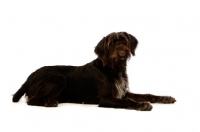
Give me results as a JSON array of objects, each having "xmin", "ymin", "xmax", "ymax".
[
  {"xmin": 44, "ymin": 99, "xmax": 58, "ymax": 107},
  {"xmin": 137, "ymin": 102, "xmax": 153, "ymax": 111},
  {"xmin": 157, "ymin": 96, "xmax": 176, "ymax": 104},
  {"xmin": 128, "ymin": 101, "xmax": 153, "ymax": 111}
]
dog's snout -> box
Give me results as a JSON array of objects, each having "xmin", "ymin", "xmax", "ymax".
[{"xmin": 119, "ymin": 50, "xmax": 126, "ymax": 56}]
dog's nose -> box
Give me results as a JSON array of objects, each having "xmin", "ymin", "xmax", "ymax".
[{"xmin": 119, "ymin": 50, "xmax": 126, "ymax": 56}]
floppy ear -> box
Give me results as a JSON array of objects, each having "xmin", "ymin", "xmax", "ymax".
[
  {"xmin": 94, "ymin": 37, "xmax": 108, "ymax": 66},
  {"xmin": 129, "ymin": 34, "xmax": 138, "ymax": 56}
]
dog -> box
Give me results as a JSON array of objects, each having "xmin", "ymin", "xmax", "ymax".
[{"xmin": 12, "ymin": 32, "xmax": 176, "ymax": 111}]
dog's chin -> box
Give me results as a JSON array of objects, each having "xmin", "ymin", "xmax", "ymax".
[
  {"xmin": 120, "ymin": 57, "xmax": 126, "ymax": 61},
  {"xmin": 114, "ymin": 57, "xmax": 129, "ymax": 62}
]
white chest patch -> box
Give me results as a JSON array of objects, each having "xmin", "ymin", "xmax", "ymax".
[{"xmin": 114, "ymin": 75, "xmax": 128, "ymax": 99}]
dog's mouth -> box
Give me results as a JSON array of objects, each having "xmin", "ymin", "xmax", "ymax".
[
  {"xmin": 118, "ymin": 56, "xmax": 128, "ymax": 61},
  {"xmin": 119, "ymin": 57, "xmax": 126, "ymax": 60},
  {"xmin": 112, "ymin": 51, "xmax": 130, "ymax": 62},
  {"xmin": 118, "ymin": 56, "xmax": 126, "ymax": 61},
  {"xmin": 118, "ymin": 50, "xmax": 128, "ymax": 61}
]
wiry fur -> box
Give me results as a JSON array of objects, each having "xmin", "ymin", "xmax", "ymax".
[{"xmin": 12, "ymin": 32, "xmax": 176, "ymax": 111}]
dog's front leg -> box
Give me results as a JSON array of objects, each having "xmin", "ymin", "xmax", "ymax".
[
  {"xmin": 125, "ymin": 92, "xmax": 176, "ymax": 104},
  {"xmin": 99, "ymin": 97, "xmax": 152, "ymax": 111}
]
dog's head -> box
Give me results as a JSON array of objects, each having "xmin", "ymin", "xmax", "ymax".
[{"xmin": 94, "ymin": 32, "xmax": 138, "ymax": 67}]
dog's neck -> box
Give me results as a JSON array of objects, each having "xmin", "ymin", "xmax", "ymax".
[
  {"xmin": 109, "ymin": 59, "xmax": 127, "ymax": 73},
  {"xmin": 96, "ymin": 57, "xmax": 126, "ymax": 66},
  {"xmin": 95, "ymin": 58, "xmax": 127, "ymax": 77}
]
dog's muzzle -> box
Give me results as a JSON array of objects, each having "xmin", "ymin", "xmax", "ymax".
[
  {"xmin": 119, "ymin": 50, "xmax": 126, "ymax": 56},
  {"xmin": 118, "ymin": 50, "xmax": 127, "ymax": 60}
]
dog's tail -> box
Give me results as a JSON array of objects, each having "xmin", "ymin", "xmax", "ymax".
[{"xmin": 12, "ymin": 82, "xmax": 29, "ymax": 102}]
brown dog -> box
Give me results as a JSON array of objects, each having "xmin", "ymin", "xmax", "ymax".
[{"xmin": 13, "ymin": 32, "xmax": 176, "ymax": 111}]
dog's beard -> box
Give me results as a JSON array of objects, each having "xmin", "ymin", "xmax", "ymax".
[{"xmin": 107, "ymin": 51, "xmax": 131, "ymax": 70}]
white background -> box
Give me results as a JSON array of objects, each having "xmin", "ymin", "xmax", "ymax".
[{"xmin": 0, "ymin": 0, "xmax": 200, "ymax": 132}]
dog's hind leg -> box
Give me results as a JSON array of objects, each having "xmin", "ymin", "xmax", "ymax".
[
  {"xmin": 27, "ymin": 72, "xmax": 66, "ymax": 107},
  {"xmin": 99, "ymin": 97, "xmax": 152, "ymax": 111}
]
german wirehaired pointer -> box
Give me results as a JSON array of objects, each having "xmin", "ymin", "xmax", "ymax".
[{"xmin": 13, "ymin": 32, "xmax": 176, "ymax": 111}]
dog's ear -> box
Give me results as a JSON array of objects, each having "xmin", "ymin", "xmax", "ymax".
[
  {"xmin": 128, "ymin": 34, "xmax": 138, "ymax": 56},
  {"xmin": 94, "ymin": 37, "xmax": 108, "ymax": 66}
]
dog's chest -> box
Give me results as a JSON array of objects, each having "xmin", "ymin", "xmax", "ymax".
[{"xmin": 114, "ymin": 73, "xmax": 128, "ymax": 99}]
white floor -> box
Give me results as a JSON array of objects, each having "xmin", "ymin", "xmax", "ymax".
[{"xmin": 1, "ymin": 94, "xmax": 200, "ymax": 132}]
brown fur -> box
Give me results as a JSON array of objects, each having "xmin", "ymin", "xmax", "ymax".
[{"xmin": 12, "ymin": 32, "xmax": 176, "ymax": 111}]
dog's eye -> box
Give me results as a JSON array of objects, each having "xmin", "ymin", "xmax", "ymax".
[
  {"xmin": 122, "ymin": 40, "xmax": 127, "ymax": 43},
  {"xmin": 122, "ymin": 41, "xmax": 128, "ymax": 46},
  {"xmin": 110, "ymin": 43, "xmax": 115, "ymax": 46}
]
